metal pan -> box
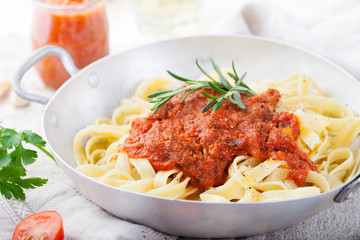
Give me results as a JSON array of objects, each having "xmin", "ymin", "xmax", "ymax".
[{"xmin": 12, "ymin": 36, "xmax": 360, "ymax": 238}]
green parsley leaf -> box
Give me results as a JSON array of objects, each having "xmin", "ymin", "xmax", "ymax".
[
  {"xmin": 0, "ymin": 164, "xmax": 26, "ymax": 178},
  {"xmin": 21, "ymin": 130, "xmax": 56, "ymax": 163},
  {"xmin": 9, "ymin": 146, "xmax": 23, "ymax": 167},
  {"xmin": 0, "ymin": 148, "xmax": 11, "ymax": 168},
  {"xmin": 0, "ymin": 124, "xmax": 55, "ymax": 200},
  {"xmin": 0, "ymin": 129, "xmax": 21, "ymax": 149},
  {"xmin": 8, "ymin": 144, "xmax": 38, "ymax": 166},
  {"xmin": 21, "ymin": 130, "xmax": 46, "ymax": 147},
  {"xmin": 20, "ymin": 145, "xmax": 38, "ymax": 165},
  {"xmin": 0, "ymin": 165, "xmax": 47, "ymax": 200},
  {"xmin": 0, "ymin": 181, "xmax": 25, "ymax": 200}
]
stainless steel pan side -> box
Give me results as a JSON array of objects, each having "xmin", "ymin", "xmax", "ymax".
[{"xmin": 12, "ymin": 36, "xmax": 360, "ymax": 238}]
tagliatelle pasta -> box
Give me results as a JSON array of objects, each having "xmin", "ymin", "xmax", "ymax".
[{"xmin": 73, "ymin": 73, "xmax": 360, "ymax": 202}]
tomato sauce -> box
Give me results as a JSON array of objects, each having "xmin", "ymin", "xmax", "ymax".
[
  {"xmin": 124, "ymin": 88, "xmax": 317, "ymax": 190},
  {"xmin": 32, "ymin": 0, "xmax": 109, "ymax": 89}
]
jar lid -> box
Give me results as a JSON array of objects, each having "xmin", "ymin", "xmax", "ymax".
[{"xmin": 33, "ymin": 0, "xmax": 102, "ymax": 10}]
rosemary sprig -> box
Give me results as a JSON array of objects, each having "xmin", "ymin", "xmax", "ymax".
[{"xmin": 148, "ymin": 59, "xmax": 256, "ymax": 114}]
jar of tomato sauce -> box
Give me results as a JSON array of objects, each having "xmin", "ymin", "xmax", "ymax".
[{"xmin": 32, "ymin": 0, "xmax": 109, "ymax": 89}]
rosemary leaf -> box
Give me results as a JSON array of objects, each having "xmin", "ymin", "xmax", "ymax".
[
  {"xmin": 196, "ymin": 59, "xmax": 217, "ymax": 83},
  {"xmin": 202, "ymin": 99, "xmax": 217, "ymax": 113},
  {"xmin": 213, "ymin": 99, "xmax": 224, "ymax": 113},
  {"xmin": 231, "ymin": 86, "xmax": 250, "ymax": 92},
  {"xmin": 227, "ymin": 72, "xmax": 237, "ymax": 81},
  {"xmin": 233, "ymin": 92, "xmax": 246, "ymax": 109},
  {"xmin": 232, "ymin": 61, "xmax": 240, "ymax": 80},
  {"xmin": 151, "ymin": 97, "xmax": 172, "ymax": 113},
  {"xmin": 201, "ymin": 91, "xmax": 217, "ymax": 100},
  {"xmin": 210, "ymin": 59, "xmax": 233, "ymax": 91},
  {"xmin": 153, "ymin": 87, "xmax": 188, "ymax": 99},
  {"xmin": 167, "ymin": 70, "xmax": 194, "ymax": 83},
  {"xmin": 237, "ymin": 72, "xmax": 247, "ymax": 86},
  {"xmin": 181, "ymin": 89, "xmax": 198, "ymax": 103},
  {"xmin": 147, "ymin": 90, "xmax": 173, "ymax": 98},
  {"xmin": 229, "ymin": 94, "xmax": 237, "ymax": 105},
  {"xmin": 239, "ymin": 81, "xmax": 256, "ymax": 95},
  {"xmin": 208, "ymin": 82, "xmax": 227, "ymax": 94}
]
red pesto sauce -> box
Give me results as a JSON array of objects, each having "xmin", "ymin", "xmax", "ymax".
[{"xmin": 124, "ymin": 88, "xmax": 318, "ymax": 190}]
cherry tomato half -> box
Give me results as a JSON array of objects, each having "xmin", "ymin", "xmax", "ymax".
[{"xmin": 12, "ymin": 210, "xmax": 64, "ymax": 240}]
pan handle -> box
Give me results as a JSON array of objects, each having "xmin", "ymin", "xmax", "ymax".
[
  {"xmin": 334, "ymin": 173, "xmax": 360, "ymax": 203},
  {"xmin": 12, "ymin": 45, "xmax": 79, "ymax": 105}
]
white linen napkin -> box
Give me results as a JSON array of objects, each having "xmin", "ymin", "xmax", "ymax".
[
  {"xmin": 210, "ymin": 0, "xmax": 360, "ymax": 80},
  {"xmin": 2, "ymin": 0, "xmax": 360, "ymax": 239}
]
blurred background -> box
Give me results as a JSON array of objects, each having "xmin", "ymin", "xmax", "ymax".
[
  {"xmin": 0, "ymin": 0, "xmax": 236, "ymax": 82},
  {"xmin": 0, "ymin": 0, "xmax": 348, "ymax": 85}
]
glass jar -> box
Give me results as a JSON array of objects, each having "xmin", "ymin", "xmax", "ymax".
[
  {"xmin": 133, "ymin": 0, "xmax": 202, "ymax": 37},
  {"xmin": 32, "ymin": 0, "xmax": 109, "ymax": 89}
]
